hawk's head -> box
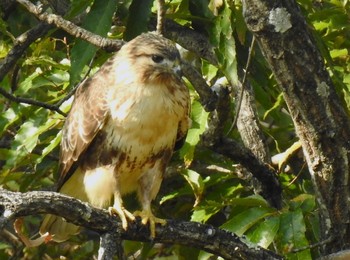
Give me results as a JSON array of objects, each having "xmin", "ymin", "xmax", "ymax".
[{"xmin": 116, "ymin": 32, "xmax": 182, "ymax": 85}]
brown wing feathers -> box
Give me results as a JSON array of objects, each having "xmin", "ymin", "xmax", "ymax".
[{"xmin": 57, "ymin": 62, "xmax": 114, "ymax": 189}]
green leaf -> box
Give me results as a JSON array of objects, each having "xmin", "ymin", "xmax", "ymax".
[
  {"xmin": 221, "ymin": 207, "xmax": 272, "ymax": 236},
  {"xmin": 0, "ymin": 107, "xmax": 19, "ymax": 135},
  {"xmin": 124, "ymin": 0, "xmax": 153, "ymax": 40},
  {"xmin": 69, "ymin": 0, "xmax": 117, "ymax": 85},
  {"xmin": 181, "ymin": 169, "xmax": 204, "ymax": 206},
  {"xmin": 246, "ymin": 215, "xmax": 280, "ymax": 248},
  {"xmin": 330, "ymin": 48, "xmax": 348, "ymax": 58},
  {"xmin": 17, "ymin": 69, "xmax": 42, "ymax": 95},
  {"xmin": 290, "ymin": 194, "xmax": 316, "ymax": 213},
  {"xmin": 180, "ymin": 100, "xmax": 209, "ymax": 166},
  {"xmin": 191, "ymin": 201, "xmax": 222, "ymax": 223},
  {"xmin": 264, "ymin": 93, "xmax": 285, "ymax": 120},
  {"xmin": 13, "ymin": 121, "xmax": 40, "ymax": 153},
  {"xmin": 210, "ymin": 3, "xmax": 238, "ymax": 85},
  {"xmin": 36, "ymin": 130, "xmax": 62, "ymax": 164},
  {"xmin": 277, "ymin": 210, "xmax": 312, "ymax": 259},
  {"xmin": 228, "ymin": 195, "xmax": 269, "ymax": 208}
]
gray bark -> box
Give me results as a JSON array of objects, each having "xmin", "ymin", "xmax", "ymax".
[{"xmin": 242, "ymin": 0, "xmax": 350, "ymax": 253}]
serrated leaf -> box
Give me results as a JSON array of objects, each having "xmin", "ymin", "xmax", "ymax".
[
  {"xmin": 70, "ymin": 0, "xmax": 117, "ymax": 86},
  {"xmin": 221, "ymin": 207, "xmax": 272, "ymax": 236}
]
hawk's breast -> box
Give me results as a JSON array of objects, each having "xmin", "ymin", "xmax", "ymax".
[{"xmin": 102, "ymin": 81, "xmax": 188, "ymax": 194}]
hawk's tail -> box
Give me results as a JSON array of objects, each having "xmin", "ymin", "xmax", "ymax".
[
  {"xmin": 39, "ymin": 214, "xmax": 80, "ymax": 242},
  {"xmin": 39, "ymin": 168, "xmax": 89, "ymax": 243}
]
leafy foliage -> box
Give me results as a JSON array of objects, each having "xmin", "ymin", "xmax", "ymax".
[{"xmin": 0, "ymin": 0, "xmax": 349, "ymax": 259}]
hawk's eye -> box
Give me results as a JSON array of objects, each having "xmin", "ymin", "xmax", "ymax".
[{"xmin": 151, "ymin": 55, "xmax": 164, "ymax": 63}]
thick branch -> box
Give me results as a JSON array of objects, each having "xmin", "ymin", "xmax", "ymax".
[
  {"xmin": 210, "ymin": 137, "xmax": 282, "ymax": 209},
  {"xmin": 0, "ymin": 189, "xmax": 281, "ymax": 260},
  {"xmin": 149, "ymin": 17, "xmax": 218, "ymax": 65},
  {"xmin": 242, "ymin": 0, "xmax": 350, "ymax": 252},
  {"xmin": 201, "ymin": 81, "xmax": 282, "ymax": 209},
  {"xmin": 0, "ymin": 22, "xmax": 52, "ymax": 82},
  {"xmin": 236, "ymin": 82, "xmax": 270, "ymax": 162}
]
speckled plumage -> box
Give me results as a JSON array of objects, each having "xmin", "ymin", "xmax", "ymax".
[{"xmin": 39, "ymin": 32, "xmax": 191, "ymax": 241}]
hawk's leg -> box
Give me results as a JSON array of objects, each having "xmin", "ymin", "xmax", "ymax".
[
  {"xmin": 109, "ymin": 191, "xmax": 135, "ymax": 230},
  {"xmin": 135, "ymin": 167, "xmax": 166, "ymax": 238}
]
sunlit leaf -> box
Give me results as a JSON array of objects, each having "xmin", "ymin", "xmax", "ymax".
[
  {"xmin": 191, "ymin": 201, "xmax": 222, "ymax": 223},
  {"xmin": 180, "ymin": 100, "xmax": 209, "ymax": 166},
  {"xmin": 330, "ymin": 48, "xmax": 348, "ymax": 58},
  {"xmin": 181, "ymin": 169, "xmax": 204, "ymax": 206},
  {"xmin": 221, "ymin": 207, "xmax": 272, "ymax": 236},
  {"xmin": 246, "ymin": 215, "xmax": 280, "ymax": 248},
  {"xmin": 263, "ymin": 93, "xmax": 285, "ymax": 120}
]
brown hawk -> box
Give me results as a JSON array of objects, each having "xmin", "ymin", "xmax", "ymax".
[{"xmin": 39, "ymin": 32, "xmax": 191, "ymax": 241}]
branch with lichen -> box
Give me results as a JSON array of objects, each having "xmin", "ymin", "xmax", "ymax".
[{"xmin": 0, "ymin": 189, "xmax": 282, "ymax": 259}]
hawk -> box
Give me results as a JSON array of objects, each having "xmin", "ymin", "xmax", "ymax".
[{"xmin": 39, "ymin": 32, "xmax": 191, "ymax": 241}]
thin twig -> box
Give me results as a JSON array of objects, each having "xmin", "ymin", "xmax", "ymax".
[
  {"xmin": 291, "ymin": 236, "xmax": 334, "ymax": 253},
  {"xmin": 0, "ymin": 87, "xmax": 66, "ymax": 116},
  {"xmin": 16, "ymin": 0, "xmax": 125, "ymax": 52},
  {"xmin": 227, "ymin": 36, "xmax": 256, "ymax": 135},
  {"xmin": 287, "ymin": 163, "xmax": 306, "ymax": 186},
  {"xmin": 156, "ymin": 0, "xmax": 166, "ymax": 35}
]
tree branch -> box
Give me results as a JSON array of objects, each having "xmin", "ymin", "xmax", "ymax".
[
  {"xmin": 0, "ymin": 189, "xmax": 282, "ymax": 259},
  {"xmin": 242, "ymin": 0, "xmax": 350, "ymax": 252},
  {"xmin": 201, "ymin": 80, "xmax": 282, "ymax": 209},
  {"xmin": 0, "ymin": 87, "xmax": 66, "ymax": 116},
  {"xmin": 16, "ymin": 0, "xmax": 125, "ymax": 52},
  {"xmin": 156, "ymin": 0, "xmax": 166, "ymax": 35},
  {"xmin": 150, "ymin": 17, "xmax": 218, "ymax": 65},
  {"xmin": 0, "ymin": 22, "xmax": 52, "ymax": 82},
  {"xmin": 181, "ymin": 61, "xmax": 218, "ymax": 112},
  {"xmin": 210, "ymin": 137, "xmax": 282, "ymax": 209}
]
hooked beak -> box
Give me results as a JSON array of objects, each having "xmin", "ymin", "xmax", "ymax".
[{"xmin": 172, "ymin": 59, "xmax": 182, "ymax": 78}]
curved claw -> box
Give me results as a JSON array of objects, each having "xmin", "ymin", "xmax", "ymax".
[
  {"xmin": 108, "ymin": 206, "xmax": 135, "ymax": 230},
  {"xmin": 134, "ymin": 210, "xmax": 166, "ymax": 238}
]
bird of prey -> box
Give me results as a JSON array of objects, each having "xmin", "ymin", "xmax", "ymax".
[{"xmin": 39, "ymin": 32, "xmax": 191, "ymax": 241}]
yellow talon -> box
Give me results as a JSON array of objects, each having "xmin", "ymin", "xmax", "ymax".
[
  {"xmin": 134, "ymin": 210, "xmax": 166, "ymax": 238},
  {"xmin": 108, "ymin": 206, "xmax": 135, "ymax": 230}
]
